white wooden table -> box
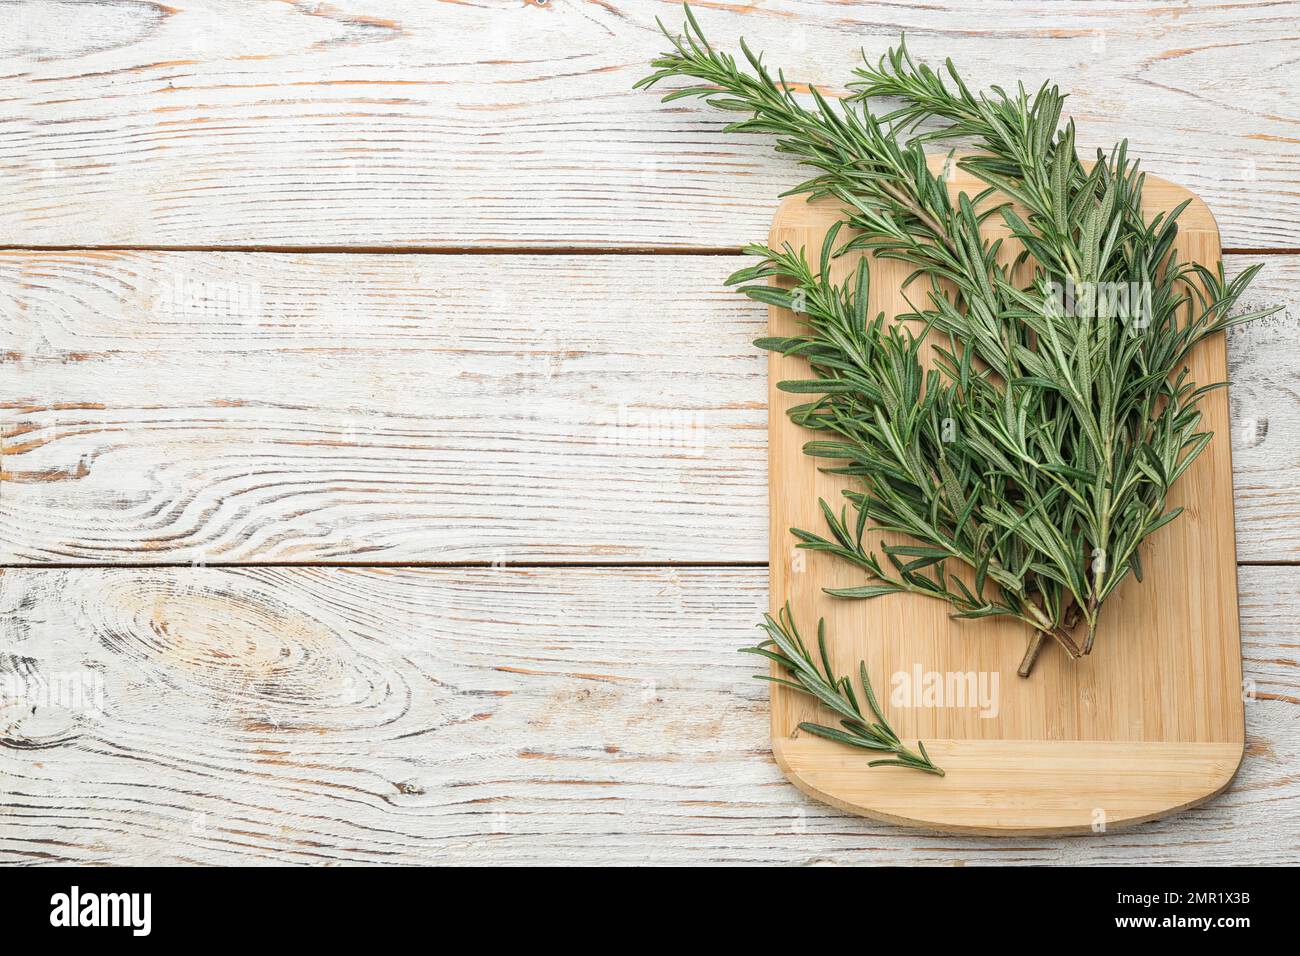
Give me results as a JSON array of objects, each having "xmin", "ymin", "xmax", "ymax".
[{"xmin": 0, "ymin": 0, "xmax": 1296, "ymax": 865}]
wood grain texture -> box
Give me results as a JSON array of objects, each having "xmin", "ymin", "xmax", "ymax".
[
  {"xmin": 0, "ymin": 565, "xmax": 1295, "ymax": 865},
  {"xmin": 0, "ymin": 251, "xmax": 768, "ymax": 562},
  {"xmin": 2, "ymin": 251, "xmax": 1296, "ymax": 563},
  {"xmin": 3, "ymin": 0, "xmax": 1299, "ymax": 249}
]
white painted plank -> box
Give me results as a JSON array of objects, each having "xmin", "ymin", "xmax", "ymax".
[
  {"xmin": 3, "ymin": 0, "xmax": 1298, "ymax": 249},
  {"xmin": 1223, "ymin": 263, "xmax": 1300, "ymax": 562},
  {"xmin": 0, "ymin": 250, "xmax": 760, "ymax": 563},
  {"xmin": 0, "ymin": 565, "xmax": 1294, "ymax": 865},
  {"xmin": 2, "ymin": 251, "xmax": 1296, "ymax": 562}
]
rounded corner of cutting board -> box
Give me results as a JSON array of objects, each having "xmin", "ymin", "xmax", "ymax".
[
  {"xmin": 1145, "ymin": 175, "xmax": 1222, "ymax": 242},
  {"xmin": 768, "ymin": 194, "xmax": 821, "ymax": 243},
  {"xmin": 771, "ymin": 736, "xmax": 1245, "ymax": 835}
]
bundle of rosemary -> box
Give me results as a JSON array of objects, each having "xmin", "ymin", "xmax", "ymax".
[{"xmin": 638, "ymin": 8, "xmax": 1276, "ymax": 773}]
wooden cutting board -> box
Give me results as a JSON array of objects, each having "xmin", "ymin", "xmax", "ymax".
[{"xmin": 767, "ymin": 157, "xmax": 1244, "ymax": 834}]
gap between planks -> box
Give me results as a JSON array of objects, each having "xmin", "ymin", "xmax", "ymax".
[
  {"xmin": 0, "ymin": 560, "xmax": 774, "ymax": 571},
  {"xmin": 0, "ymin": 244, "xmax": 742, "ymax": 256},
  {"xmin": 2, "ymin": 560, "xmax": 1293, "ymax": 570},
  {"xmin": 0, "ymin": 245, "xmax": 1296, "ymax": 257}
]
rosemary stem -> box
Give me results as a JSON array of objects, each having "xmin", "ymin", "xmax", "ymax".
[
  {"xmin": 893, "ymin": 749, "xmax": 947, "ymax": 776},
  {"xmin": 1081, "ymin": 607, "xmax": 1099, "ymax": 656},
  {"xmin": 1018, "ymin": 631, "xmax": 1047, "ymax": 678}
]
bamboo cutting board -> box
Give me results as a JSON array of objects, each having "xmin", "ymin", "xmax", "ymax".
[{"xmin": 767, "ymin": 158, "xmax": 1244, "ymax": 834}]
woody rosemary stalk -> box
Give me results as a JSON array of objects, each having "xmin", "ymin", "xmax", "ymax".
[{"xmin": 638, "ymin": 6, "xmax": 1277, "ymax": 704}]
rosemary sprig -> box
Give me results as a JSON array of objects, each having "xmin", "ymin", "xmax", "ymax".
[
  {"xmin": 641, "ymin": 5, "xmax": 1280, "ymax": 677},
  {"xmin": 744, "ymin": 604, "xmax": 945, "ymax": 775}
]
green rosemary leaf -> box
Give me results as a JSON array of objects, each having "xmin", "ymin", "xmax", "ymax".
[
  {"xmin": 824, "ymin": 584, "xmax": 904, "ymax": 599},
  {"xmin": 816, "ymin": 619, "xmax": 836, "ymax": 682},
  {"xmin": 799, "ymin": 723, "xmax": 895, "ymax": 751},
  {"xmin": 777, "ymin": 379, "xmax": 859, "ymax": 394}
]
